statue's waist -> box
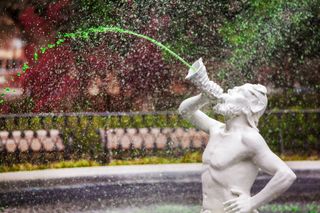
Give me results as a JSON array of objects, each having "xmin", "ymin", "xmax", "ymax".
[{"xmin": 202, "ymin": 166, "xmax": 252, "ymax": 196}]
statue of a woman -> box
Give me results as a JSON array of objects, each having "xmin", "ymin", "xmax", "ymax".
[{"xmin": 178, "ymin": 58, "xmax": 296, "ymax": 213}]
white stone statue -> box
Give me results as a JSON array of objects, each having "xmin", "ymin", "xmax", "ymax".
[{"xmin": 178, "ymin": 58, "xmax": 296, "ymax": 213}]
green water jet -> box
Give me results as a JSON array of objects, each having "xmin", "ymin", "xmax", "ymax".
[
  {"xmin": 63, "ymin": 26, "xmax": 194, "ymax": 70},
  {"xmin": 1, "ymin": 26, "xmax": 196, "ymax": 104}
]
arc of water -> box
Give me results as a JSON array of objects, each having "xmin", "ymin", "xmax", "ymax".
[
  {"xmin": 63, "ymin": 26, "xmax": 193, "ymax": 70},
  {"xmin": 1, "ymin": 26, "xmax": 196, "ymax": 103}
]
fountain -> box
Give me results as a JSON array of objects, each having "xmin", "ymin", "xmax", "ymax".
[
  {"xmin": 0, "ymin": 1, "xmax": 319, "ymax": 212},
  {"xmin": 179, "ymin": 58, "xmax": 297, "ymax": 213}
]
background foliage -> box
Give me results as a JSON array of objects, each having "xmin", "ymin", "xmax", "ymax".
[
  {"xmin": 0, "ymin": 0, "xmax": 319, "ymax": 113},
  {"xmin": 0, "ymin": 110, "xmax": 319, "ymax": 167}
]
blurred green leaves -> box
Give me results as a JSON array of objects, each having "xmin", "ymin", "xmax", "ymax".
[{"xmin": 219, "ymin": 0, "xmax": 320, "ymax": 87}]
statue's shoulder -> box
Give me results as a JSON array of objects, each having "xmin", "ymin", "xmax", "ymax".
[
  {"xmin": 241, "ymin": 127, "xmax": 266, "ymax": 151},
  {"xmin": 209, "ymin": 122, "xmax": 225, "ymax": 133}
]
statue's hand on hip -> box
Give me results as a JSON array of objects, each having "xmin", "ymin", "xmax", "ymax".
[{"xmin": 223, "ymin": 189, "xmax": 259, "ymax": 213}]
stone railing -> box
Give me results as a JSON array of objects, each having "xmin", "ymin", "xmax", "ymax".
[
  {"xmin": 98, "ymin": 127, "xmax": 208, "ymax": 161},
  {"xmin": 99, "ymin": 128, "xmax": 208, "ymax": 150},
  {"xmin": 0, "ymin": 130, "xmax": 64, "ymax": 153},
  {"xmin": 0, "ymin": 110, "xmax": 319, "ymax": 164}
]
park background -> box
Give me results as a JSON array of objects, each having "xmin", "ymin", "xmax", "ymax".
[{"xmin": 0, "ymin": 0, "xmax": 319, "ymax": 171}]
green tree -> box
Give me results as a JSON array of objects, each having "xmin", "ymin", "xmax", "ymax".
[{"xmin": 219, "ymin": 0, "xmax": 320, "ymax": 88}]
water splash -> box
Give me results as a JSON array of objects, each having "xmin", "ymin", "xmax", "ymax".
[{"xmin": 1, "ymin": 26, "xmax": 195, "ymax": 104}]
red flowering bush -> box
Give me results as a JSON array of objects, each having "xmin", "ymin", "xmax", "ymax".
[
  {"xmin": 121, "ymin": 17, "xmax": 170, "ymax": 99},
  {"xmin": 3, "ymin": 0, "xmax": 177, "ymax": 112},
  {"xmin": 21, "ymin": 44, "xmax": 80, "ymax": 112}
]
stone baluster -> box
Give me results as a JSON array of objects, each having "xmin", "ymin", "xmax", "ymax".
[
  {"xmin": 31, "ymin": 131, "xmax": 42, "ymax": 152},
  {"xmin": 141, "ymin": 128, "xmax": 155, "ymax": 150},
  {"xmin": 24, "ymin": 130, "xmax": 34, "ymax": 147},
  {"xmin": 155, "ymin": 129, "xmax": 167, "ymax": 149},
  {"xmin": 50, "ymin": 129, "xmax": 64, "ymax": 151},
  {"xmin": 44, "ymin": 135, "xmax": 55, "ymax": 152},
  {"xmin": 6, "ymin": 137, "xmax": 17, "ymax": 153},
  {"xmin": 36, "ymin": 130, "xmax": 49, "ymax": 151},
  {"xmin": 130, "ymin": 128, "xmax": 143, "ymax": 149},
  {"xmin": 0, "ymin": 131, "xmax": 9, "ymax": 151}
]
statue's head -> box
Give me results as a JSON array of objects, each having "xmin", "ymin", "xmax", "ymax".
[{"xmin": 213, "ymin": 83, "xmax": 267, "ymax": 130}]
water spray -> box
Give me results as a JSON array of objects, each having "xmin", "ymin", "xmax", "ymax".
[{"xmin": 1, "ymin": 26, "xmax": 196, "ymax": 104}]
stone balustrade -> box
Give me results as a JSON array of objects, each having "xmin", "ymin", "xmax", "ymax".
[
  {"xmin": 99, "ymin": 127, "xmax": 209, "ymax": 151},
  {"xmin": 0, "ymin": 129, "xmax": 64, "ymax": 153}
]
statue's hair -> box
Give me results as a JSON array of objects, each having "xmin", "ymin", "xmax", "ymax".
[{"xmin": 241, "ymin": 84, "xmax": 268, "ymax": 131}]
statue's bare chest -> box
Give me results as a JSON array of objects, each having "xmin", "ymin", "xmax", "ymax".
[{"xmin": 202, "ymin": 128, "xmax": 248, "ymax": 170}]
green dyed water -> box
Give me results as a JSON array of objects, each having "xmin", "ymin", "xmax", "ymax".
[
  {"xmin": 1, "ymin": 26, "xmax": 194, "ymax": 103},
  {"xmin": 63, "ymin": 26, "xmax": 193, "ymax": 70}
]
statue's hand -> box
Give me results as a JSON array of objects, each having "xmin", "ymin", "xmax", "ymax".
[
  {"xmin": 200, "ymin": 92, "xmax": 211, "ymax": 103},
  {"xmin": 223, "ymin": 189, "xmax": 258, "ymax": 213},
  {"xmin": 186, "ymin": 58, "xmax": 223, "ymax": 99}
]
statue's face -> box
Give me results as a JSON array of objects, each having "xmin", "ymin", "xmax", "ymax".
[
  {"xmin": 214, "ymin": 83, "xmax": 267, "ymax": 128},
  {"xmin": 213, "ymin": 86, "xmax": 249, "ymax": 117}
]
